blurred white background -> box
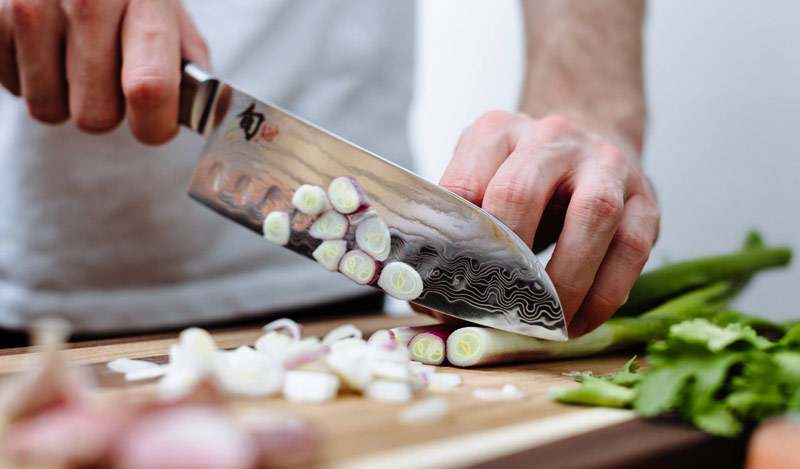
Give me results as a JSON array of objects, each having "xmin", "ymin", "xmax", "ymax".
[{"xmin": 410, "ymin": 0, "xmax": 800, "ymax": 321}]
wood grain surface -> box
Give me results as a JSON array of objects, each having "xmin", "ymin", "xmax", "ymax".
[{"xmin": 0, "ymin": 313, "xmax": 739, "ymax": 469}]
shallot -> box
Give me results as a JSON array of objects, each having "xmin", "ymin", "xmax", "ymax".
[
  {"xmin": 283, "ymin": 371, "xmax": 340, "ymax": 403},
  {"xmin": 327, "ymin": 176, "xmax": 370, "ymax": 214},
  {"xmin": 262, "ymin": 211, "xmax": 290, "ymax": 245},
  {"xmin": 312, "ymin": 240, "xmax": 348, "ymax": 271},
  {"xmin": 378, "ymin": 261, "xmax": 424, "ymax": 300},
  {"xmin": 309, "ymin": 210, "xmax": 349, "ymax": 240},
  {"xmin": 355, "ymin": 216, "xmax": 391, "ymax": 261},
  {"xmin": 291, "ymin": 184, "xmax": 329, "ymax": 216},
  {"xmin": 339, "ymin": 249, "xmax": 379, "ymax": 285},
  {"xmin": 408, "ymin": 326, "xmax": 456, "ymax": 366}
]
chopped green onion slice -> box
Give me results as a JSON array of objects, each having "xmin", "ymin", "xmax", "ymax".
[
  {"xmin": 309, "ymin": 211, "xmax": 349, "ymax": 240},
  {"xmin": 355, "ymin": 217, "xmax": 391, "ymax": 261},
  {"xmin": 327, "ymin": 177, "xmax": 371, "ymax": 214},
  {"xmin": 312, "ymin": 240, "xmax": 347, "ymax": 271},
  {"xmin": 378, "ymin": 262, "xmax": 423, "ymax": 300},
  {"xmin": 338, "ymin": 250, "xmax": 379, "ymax": 285},
  {"xmin": 291, "ymin": 184, "xmax": 329, "ymax": 216},
  {"xmin": 263, "ymin": 211, "xmax": 291, "ymax": 245}
]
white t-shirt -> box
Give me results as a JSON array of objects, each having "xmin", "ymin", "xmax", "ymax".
[{"xmin": 0, "ymin": 0, "xmax": 415, "ymax": 332}]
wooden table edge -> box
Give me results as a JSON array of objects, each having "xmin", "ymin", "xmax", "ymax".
[{"xmin": 322, "ymin": 408, "xmax": 636, "ymax": 469}]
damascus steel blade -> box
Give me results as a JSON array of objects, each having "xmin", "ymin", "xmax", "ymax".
[{"xmin": 180, "ymin": 62, "xmax": 567, "ymax": 340}]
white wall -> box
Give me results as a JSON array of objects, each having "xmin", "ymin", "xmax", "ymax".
[{"xmin": 411, "ymin": 0, "xmax": 800, "ymax": 320}]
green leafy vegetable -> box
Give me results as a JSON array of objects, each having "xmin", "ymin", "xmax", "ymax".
[
  {"xmin": 616, "ymin": 231, "xmax": 791, "ymax": 317},
  {"xmin": 551, "ymin": 320, "xmax": 800, "ymax": 437},
  {"xmin": 548, "ymin": 377, "xmax": 635, "ymax": 408}
]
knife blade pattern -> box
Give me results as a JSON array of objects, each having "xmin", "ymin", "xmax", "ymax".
[{"xmin": 188, "ymin": 89, "xmax": 567, "ymax": 340}]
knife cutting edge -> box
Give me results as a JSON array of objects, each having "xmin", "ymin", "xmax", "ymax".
[{"xmin": 177, "ymin": 60, "xmax": 567, "ymax": 341}]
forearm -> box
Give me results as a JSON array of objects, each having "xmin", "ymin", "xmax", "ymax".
[{"xmin": 520, "ymin": 0, "xmax": 646, "ymax": 158}]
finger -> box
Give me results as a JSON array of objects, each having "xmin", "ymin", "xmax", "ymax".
[
  {"xmin": 545, "ymin": 155, "xmax": 628, "ymax": 324},
  {"xmin": 480, "ymin": 118, "xmax": 578, "ymax": 246},
  {"xmin": 0, "ymin": 4, "xmax": 20, "ymax": 95},
  {"xmin": 10, "ymin": 0, "xmax": 69, "ymax": 122},
  {"xmin": 439, "ymin": 110, "xmax": 521, "ymax": 205},
  {"xmin": 176, "ymin": 2, "xmax": 209, "ymax": 69},
  {"xmin": 569, "ymin": 193, "xmax": 660, "ymax": 336},
  {"xmin": 121, "ymin": 0, "xmax": 181, "ymax": 145},
  {"xmin": 480, "ymin": 150, "xmax": 568, "ymax": 248},
  {"xmin": 63, "ymin": 0, "xmax": 127, "ymax": 133}
]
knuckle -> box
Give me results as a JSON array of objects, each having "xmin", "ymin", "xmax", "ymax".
[
  {"xmin": 590, "ymin": 288, "xmax": 627, "ymax": 317},
  {"xmin": 598, "ymin": 141, "xmax": 628, "ymax": 168},
  {"xmin": 485, "ymin": 175, "xmax": 534, "ymax": 210},
  {"xmin": 646, "ymin": 203, "xmax": 662, "ymax": 244},
  {"xmin": 615, "ymin": 227, "xmax": 653, "ymax": 262},
  {"xmin": 577, "ymin": 187, "xmax": 624, "ymax": 224},
  {"xmin": 123, "ymin": 75, "xmax": 172, "ymax": 108},
  {"xmin": 440, "ymin": 172, "xmax": 484, "ymax": 204},
  {"xmin": 11, "ymin": 0, "xmax": 44, "ymax": 29},
  {"xmin": 473, "ymin": 110, "xmax": 517, "ymax": 132},
  {"xmin": 554, "ymin": 279, "xmax": 586, "ymax": 311},
  {"xmin": 538, "ymin": 114, "xmax": 575, "ymax": 137}
]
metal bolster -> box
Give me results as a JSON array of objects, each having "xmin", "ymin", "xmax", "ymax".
[{"xmin": 179, "ymin": 60, "xmax": 222, "ymax": 137}]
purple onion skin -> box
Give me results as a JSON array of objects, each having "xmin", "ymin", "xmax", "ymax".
[
  {"xmin": 328, "ymin": 177, "xmax": 371, "ymax": 214},
  {"xmin": 420, "ymin": 326, "xmax": 457, "ymax": 341}
]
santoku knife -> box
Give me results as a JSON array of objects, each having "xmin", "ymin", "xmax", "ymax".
[{"xmin": 178, "ymin": 61, "xmax": 567, "ymax": 340}]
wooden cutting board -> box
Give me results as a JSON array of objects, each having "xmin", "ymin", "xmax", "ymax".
[{"xmin": 0, "ymin": 313, "xmax": 746, "ymax": 469}]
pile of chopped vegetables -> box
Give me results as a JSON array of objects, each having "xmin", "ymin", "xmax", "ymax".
[
  {"xmin": 264, "ymin": 177, "xmax": 424, "ymax": 301},
  {"xmin": 109, "ymin": 318, "xmax": 464, "ymax": 404},
  {"xmin": 0, "ymin": 321, "xmax": 322, "ymax": 469},
  {"xmin": 550, "ymin": 319, "xmax": 800, "ymax": 437}
]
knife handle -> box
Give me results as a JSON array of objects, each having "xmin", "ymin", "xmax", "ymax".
[{"xmin": 179, "ymin": 59, "xmax": 225, "ymax": 137}]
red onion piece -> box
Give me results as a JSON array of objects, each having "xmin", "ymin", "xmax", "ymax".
[
  {"xmin": 312, "ymin": 240, "xmax": 348, "ymax": 271},
  {"xmin": 262, "ymin": 211, "xmax": 290, "ymax": 245},
  {"xmin": 327, "ymin": 177, "xmax": 371, "ymax": 214},
  {"xmin": 4, "ymin": 405, "xmax": 121, "ymax": 468},
  {"xmin": 291, "ymin": 184, "xmax": 330, "ymax": 216},
  {"xmin": 309, "ymin": 210, "xmax": 350, "ymax": 240},
  {"xmin": 378, "ymin": 262, "xmax": 424, "ymax": 300},
  {"xmin": 338, "ymin": 249, "xmax": 379, "ymax": 285},
  {"xmin": 355, "ymin": 216, "xmax": 391, "ymax": 261},
  {"xmin": 239, "ymin": 412, "xmax": 321, "ymax": 468},
  {"xmin": 114, "ymin": 406, "xmax": 259, "ymax": 469}
]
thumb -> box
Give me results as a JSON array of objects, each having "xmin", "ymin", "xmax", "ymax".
[{"xmin": 177, "ymin": 3, "xmax": 210, "ymax": 69}]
